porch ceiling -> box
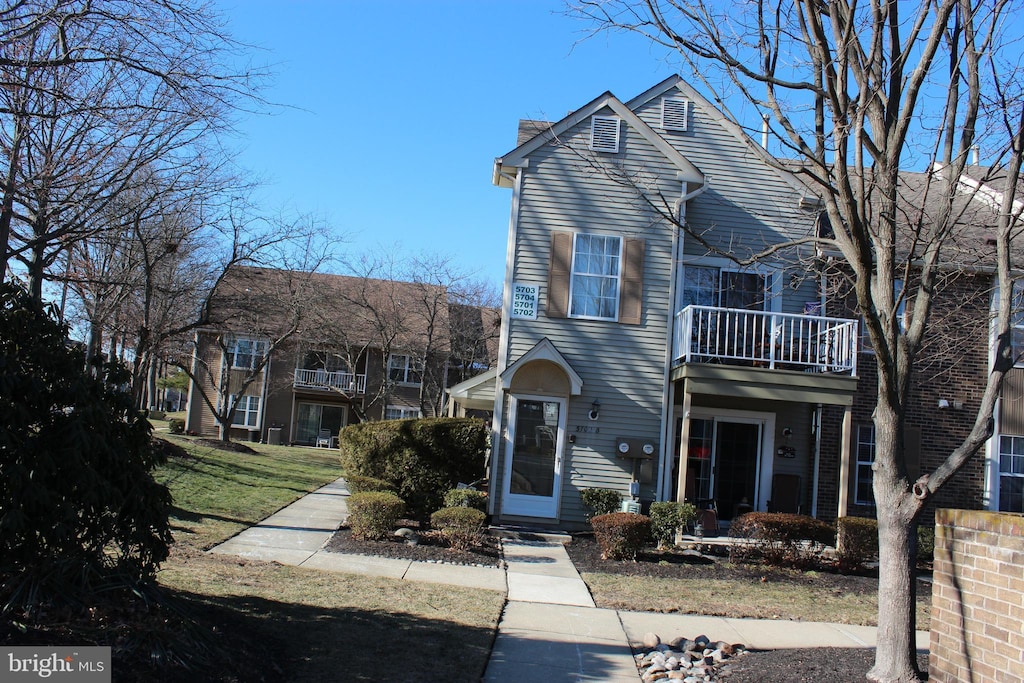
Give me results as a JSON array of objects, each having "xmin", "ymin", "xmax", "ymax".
[{"xmin": 672, "ymin": 363, "xmax": 858, "ymax": 406}]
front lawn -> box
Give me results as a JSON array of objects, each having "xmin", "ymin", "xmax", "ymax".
[{"xmin": 152, "ymin": 435, "xmax": 504, "ymax": 682}]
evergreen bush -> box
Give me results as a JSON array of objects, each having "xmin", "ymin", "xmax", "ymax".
[
  {"xmin": 347, "ymin": 491, "xmax": 405, "ymax": 541},
  {"xmin": 580, "ymin": 488, "xmax": 622, "ymax": 520},
  {"xmin": 590, "ymin": 512, "xmax": 651, "ymax": 560},
  {"xmin": 167, "ymin": 417, "xmax": 185, "ymax": 434},
  {"xmin": 338, "ymin": 417, "xmax": 487, "ymax": 520},
  {"xmin": 430, "ymin": 506, "xmax": 487, "ymax": 551},
  {"xmin": 649, "ymin": 501, "xmax": 698, "ymax": 549},
  {"xmin": 836, "ymin": 516, "xmax": 879, "ymax": 570},
  {"xmin": 0, "ymin": 283, "xmax": 172, "ymax": 611},
  {"xmin": 345, "ymin": 474, "xmax": 396, "ymax": 494},
  {"xmin": 443, "ymin": 488, "xmax": 488, "ymax": 512}
]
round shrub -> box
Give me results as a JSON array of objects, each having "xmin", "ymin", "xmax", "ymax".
[
  {"xmin": 443, "ymin": 488, "xmax": 488, "ymax": 512},
  {"xmin": 580, "ymin": 488, "xmax": 622, "ymax": 520},
  {"xmin": 649, "ymin": 501, "xmax": 698, "ymax": 549},
  {"xmin": 836, "ymin": 516, "xmax": 878, "ymax": 571},
  {"xmin": 167, "ymin": 417, "xmax": 185, "ymax": 434},
  {"xmin": 729, "ymin": 512, "xmax": 835, "ymax": 568},
  {"xmin": 430, "ymin": 506, "xmax": 487, "ymax": 551},
  {"xmin": 338, "ymin": 417, "xmax": 487, "ymax": 520},
  {"xmin": 347, "ymin": 491, "xmax": 405, "ymax": 541},
  {"xmin": 590, "ymin": 512, "xmax": 651, "ymax": 561},
  {"xmin": 345, "ymin": 474, "xmax": 396, "ymax": 494}
]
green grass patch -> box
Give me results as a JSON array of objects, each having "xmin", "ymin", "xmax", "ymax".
[
  {"xmin": 155, "ymin": 435, "xmax": 344, "ymax": 549},
  {"xmin": 580, "ymin": 571, "xmax": 931, "ymax": 629}
]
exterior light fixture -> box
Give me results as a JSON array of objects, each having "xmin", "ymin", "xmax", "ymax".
[{"xmin": 589, "ymin": 399, "xmax": 601, "ymax": 420}]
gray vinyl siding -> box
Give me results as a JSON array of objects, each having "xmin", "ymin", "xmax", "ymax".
[{"xmin": 500, "ymin": 107, "xmax": 678, "ymax": 526}]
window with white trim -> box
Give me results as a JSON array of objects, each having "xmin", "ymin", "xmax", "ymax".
[
  {"xmin": 231, "ymin": 395, "xmax": 260, "ymax": 427},
  {"xmin": 1011, "ymin": 279, "xmax": 1024, "ymax": 363},
  {"xmin": 854, "ymin": 424, "xmax": 876, "ymax": 506},
  {"xmin": 681, "ymin": 265, "xmax": 769, "ymax": 310},
  {"xmin": 385, "ymin": 405, "xmax": 420, "ymax": 420},
  {"xmin": 570, "ymin": 233, "xmax": 622, "ymax": 320},
  {"xmin": 590, "ymin": 115, "xmax": 620, "ymax": 153},
  {"xmin": 999, "ymin": 435, "xmax": 1024, "ymax": 512},
  {"xmin": 388, "ymin": 353, "xmax": 423, "ymax": 384},
  {"xmin": 229, "ymin": 337, "xmax": 267, "ymax": 370}
]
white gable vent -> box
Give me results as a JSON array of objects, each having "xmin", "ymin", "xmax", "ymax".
[
  {"xmin": 590, "ymin": 115, "xmax": 621, "ymax": 153},
  {"xmin": 661, "ymin": 97, "xmax": 689, "ymax": 131}
]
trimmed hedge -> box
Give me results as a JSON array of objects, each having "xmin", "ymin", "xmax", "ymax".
[
  {"xmin": 338, "ymin": 417, "xmax": 488, "ymax": 520},
  {"xmin": 580, "ymin": 488, "xmax": 622, "ymax": 520},
  {"xmin": 836, "ymin": 516, "xmax": 878, "ymax": 570},
  {"xmin": 345, "ymin": 474, "xmax": 396, "ymax": 494},
  {"xmin": 591, "ymin": 512, "xmax": 651, "ymax": 561},
  {"xmin": 443, "ymin": 488, "xmax": 488, "ymax": 512},
  {"xmin": 430, "ymin": 506, "xmax": 487, "ymax": 551},
  {"xmin": 729, "ymin": 512, "xmax": 835, "ymax": 569},
  {"xmin": 167, "ymin": 417, "xmax": 185, "ymax": 434},
  {"xmin": 347, "ymin": 491, "xmax": 405, "ymax": 541},
  {"xmin": 649, "ymin": 501, "xmax": 698, "ymax": 549}
]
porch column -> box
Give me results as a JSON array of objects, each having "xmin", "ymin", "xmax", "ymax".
[
  {"xmin": 675, "ymin": 382, "xmax": 692, "ymax": 504},
  {"xmin": 837, "ymin": 404, "xmax": 853, "ymax": 518}
]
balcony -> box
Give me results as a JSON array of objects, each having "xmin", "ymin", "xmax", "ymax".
[
  {"xmin": 673, "ymin": 306, "xmax": 859, "ymax": 375},
  {"xmin": 293, "ymin": 368, "xmax": 367, "ymax": 394}
]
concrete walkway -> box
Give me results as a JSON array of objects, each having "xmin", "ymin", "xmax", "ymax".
[{"xmin": 209, "ymin": 477, "xmax": 929, "ymax": 682}]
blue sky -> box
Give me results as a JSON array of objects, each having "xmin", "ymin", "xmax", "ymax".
[{"xmin": 216, "ymin": 1, "xmax": 685, "ymax": 286}]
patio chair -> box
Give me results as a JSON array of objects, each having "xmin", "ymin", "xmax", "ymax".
[{"xmin": 315, "ymin": 428, "xmax": 333, "ymax": 448}]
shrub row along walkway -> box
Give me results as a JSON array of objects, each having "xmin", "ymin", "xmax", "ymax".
[{"xmin": 209, "ymin": 477, "xmax": 929, "ymax": 682}]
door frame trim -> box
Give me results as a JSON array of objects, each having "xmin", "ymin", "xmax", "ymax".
[
  {"xmin": 689, "ymin": 408, "xmax": 776, "ymax": 512},
  {"xmin": 500, "ymin": 393, "xmax": 567, "ymax": 519}
]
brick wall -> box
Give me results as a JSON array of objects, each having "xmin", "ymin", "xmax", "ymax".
[{"xmin": 929, "ymin": 509, "xmax": 1024, "ymax": 683}]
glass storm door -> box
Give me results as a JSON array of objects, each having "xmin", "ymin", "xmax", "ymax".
[
  {"xmin": 501, "ymin": 396, "xmax": 565, "ymax": 519},
  {"xmin": 713, "ymin": 421, "xmax": 762, "ymax": 521}
]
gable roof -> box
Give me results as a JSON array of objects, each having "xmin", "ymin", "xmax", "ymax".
[{"xmin": 493, "ymin": 84, "xmax": 704, "ymax": 188}]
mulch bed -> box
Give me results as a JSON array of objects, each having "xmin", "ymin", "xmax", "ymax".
[
  {"xmin": 324, "ymin": 523, "xmax": 503, "ymax": 568},
  {"xmin": 566, "ymin": 533, "xmax": 931, "ymax": 682}
]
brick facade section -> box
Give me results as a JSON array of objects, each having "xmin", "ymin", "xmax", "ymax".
[
  {"xmin": 929, "ymin": 509, "xmax": 1024, "ymax": 683},
  {"xmin": 816, "ymin": 271, "xmax": 992, "ymax": 522}
]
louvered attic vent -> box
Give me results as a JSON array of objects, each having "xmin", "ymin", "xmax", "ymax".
[
  {"xmin": 590, "ymin": 115, "xmax": 621, "ymax": 153},
  {"xmin": 661, "ymin": 97, "xmax": 689, "ymax": 131}
]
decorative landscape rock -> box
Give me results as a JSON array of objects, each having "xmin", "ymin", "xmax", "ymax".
[{"xmin": 635, "ymin": 633, "xmax": 747, "ymax": 683}]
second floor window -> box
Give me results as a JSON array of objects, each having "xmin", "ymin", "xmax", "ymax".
[
  {"xmin": 385, "ymin": 405, "xmax": 420, "ymax": 420},
  {"xmin": 388, "ymin": 353, "xmax": 423, "ymax": 384},
  {"xmin": 229, "ymin": 338, "xmax": 267, "ymax": 370},
  {"xmin": 1011, "ymin": 279, "xmax": 1024, "ymax": 363},
  {"xmin": 570, "ymin": 233, "xmax": 622, "ymax": 320},
  {"xmin": 681, "ymin": 266, "xmax": 768, "ymax": 311}
]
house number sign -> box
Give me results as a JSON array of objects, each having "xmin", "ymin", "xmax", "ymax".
[{"xmin": 511, "ymin": 283, "xmax": 538, "ymax": 319}]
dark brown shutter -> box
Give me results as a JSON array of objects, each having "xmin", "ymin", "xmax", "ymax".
[
  {"xmin": 547, "ymin": 231, "xmax": 572, "ymax": 318},
  {"xmin": 619, "ymin": 237, "xmax": 645, "ymax": 325}
]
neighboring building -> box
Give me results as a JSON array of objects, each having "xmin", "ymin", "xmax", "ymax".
[
  {"xmin": 185, "ymin": 266, "xmax": 498, "ymax": 444},
  {"xmin": 474, "ymin": 75, "xmax": 1018, "ymax": 529}
]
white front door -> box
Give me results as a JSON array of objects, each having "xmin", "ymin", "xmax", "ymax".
[{"xmin": 501, "ymin": 395, "xmax": 565, "ymax": 519}]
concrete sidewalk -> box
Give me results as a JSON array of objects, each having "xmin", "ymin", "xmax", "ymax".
[{"xmin": 209, "ymin": 477, "xmax": 929, "ymax": 682}]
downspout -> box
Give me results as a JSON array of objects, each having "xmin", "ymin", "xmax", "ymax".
[
  {"xmin": 259, "ymin": 350, "xmax": 272, "ymax": 443},
  {"xmin": 811, "ymin": 404, "xmax": 822, "ymax": 517},
  {"xmin": 487, "ymin": 163, "xmax": 523, "ymax": 517}
]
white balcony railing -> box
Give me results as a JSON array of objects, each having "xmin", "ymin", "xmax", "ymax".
[
  {"xmin": 673, "ymin": 305, "xmax": 859, "ymax": 375},
  {"xmin": 293, "ymin": 368, "xmax": 367, "ymax": 394}
]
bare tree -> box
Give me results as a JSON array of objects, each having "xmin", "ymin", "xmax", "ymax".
[
  {"xmin": 568, "ymin": 2, "xmax": 1023, "ymax": 681},
  {"xmin": 0, "ymin": 0, "xmax": 265, "ymax": 291}
]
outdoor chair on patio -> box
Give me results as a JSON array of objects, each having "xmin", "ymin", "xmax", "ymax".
[{"xmin": 315, "ymin": 428, "xmax": 333, "ymax": 448}]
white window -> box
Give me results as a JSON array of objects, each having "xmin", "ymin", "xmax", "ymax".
[
  {"xmin": 385, "ymin": 405, "xmax": 420, "ymax": 420},
  {"xmin": 570, "ymin": 233, "xmax": 622, "ymax": 320},
  {"xmin": 998, "ymin": 435, "xmax": 1024, "ymax": 512},
  {"xmin": 681, "ymin": 265, "xmax": 769, "ymax": 311},
  {"xmin": 229, "ymin": 337, "xmax": 267, "ymax": 370},
  {"xmin": 661, "ymin": 97, "xmax": 689, "ymax": 131},
  {"xmin": 388, "ymin": 354, "xmax": 422, "ymax": 384},
  {"xmin": 854, "ymin": 424, "xmax": 876, "ymax": 506},
  {"xmin": 1011, "ymin": 279, "xmax": 1024, "ymax": 363},
  {"xmin": 231, "ymin": 395, "xmax": 260, "ymax": 427},
  {"xmin": 590, "ymin": 115, "xmax": 620, "ymax": 153}
]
